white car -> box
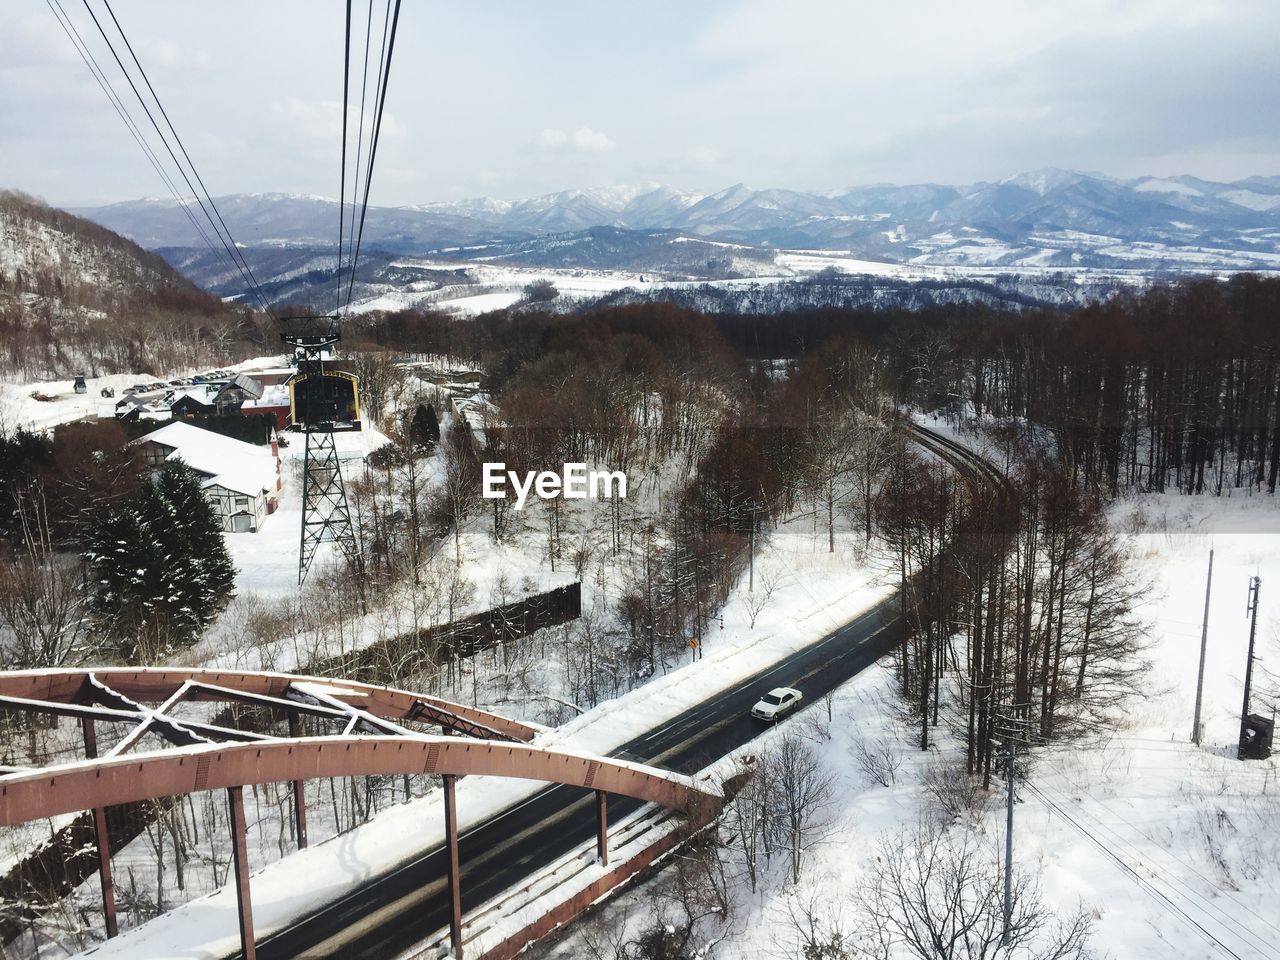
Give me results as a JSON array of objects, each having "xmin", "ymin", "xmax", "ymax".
[{"xmin": 751, "ymin": 686, "xmax": 803, "ymax": 721}]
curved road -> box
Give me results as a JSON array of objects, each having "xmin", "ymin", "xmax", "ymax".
[{"xmin": 252, "ymin": 423, "xmax": 986, "ymax": 960}]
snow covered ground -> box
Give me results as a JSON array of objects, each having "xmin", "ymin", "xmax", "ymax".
[
  {"xmin": 14, "ymin": 372, "xmax": 1278, "ymax": 960},
  {"xmin": 0, "ymin": 353, "xmax": 293, "ymax": 436},
  {"xmin": 1013, "ymin": 493, "xmax": 1280, "ymax": 959},
  {"xmin": 535, "ymin": 485, "xmax": 1280, "ymax": 960},
  {"xmin": 337, "ymin": 242, "xmax": 1280, "ymax": 320},
  {"xmin": 220, "ymin": 423, "xmax": 389, "ymax": 598},
  {"xmin": 69, "ymin": 529, "xmax": 894, "ymax": 959},
  {"xmin": 0, "ymin": 372, "xmax": 133, "ymax": 432}
]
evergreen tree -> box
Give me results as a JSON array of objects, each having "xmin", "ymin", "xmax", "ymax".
[
  {"xmin": 83, "ymin": 458, "xmax": 236, "ymax": 662},
  {"xmin": 411, "ymin": 403, "xmax": 441, "ymax": 449},
  {"xmin": 0, "ymin": 428, "xmax": 54, "ymax": 537},
  {"xmin": 154, "ymin": 458, "xmax": 236, "ymax": 617}
]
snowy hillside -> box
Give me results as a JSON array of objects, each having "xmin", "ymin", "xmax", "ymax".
[
  {"xmin": 1, "ymin": 190, "xmax": 187, "ymax": 297},
  {"xmin": 0, "ymin": 191, "xmax": 248, "ymax": 379}
]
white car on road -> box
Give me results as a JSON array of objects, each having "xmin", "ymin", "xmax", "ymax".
[{"xmin": 751, "ymin": 686, "xmax": 803, "ymax": 721}]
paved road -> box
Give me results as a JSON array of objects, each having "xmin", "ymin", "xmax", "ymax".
[{"xmin": 254, "ymin": 598, "xmax": 905, "ymax": 959}]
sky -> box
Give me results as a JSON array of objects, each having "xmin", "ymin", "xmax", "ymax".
[{"xmin": 3, "ymin": 0, "xmax": 1279, "ymax": 208}]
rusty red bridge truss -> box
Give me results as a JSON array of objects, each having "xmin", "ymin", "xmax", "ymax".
[{"xmin": 0, "ymin": 668, "xmax": 722, "ymax": 959}]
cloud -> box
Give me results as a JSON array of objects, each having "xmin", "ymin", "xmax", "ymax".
[
  {"xmin": 534, "ymin": 126, "xmax": 616, "ymax": 154},
  {"xmin": 8, "ymin": 0, "xmax": 1279, "ymax": 205},
  {"xmin": 690, "ymin": 146, "xmax": 719, "ymax": 169},
  {"xmin": 269, "ymin": 97, "xmax": 342, "ymax": 140}
]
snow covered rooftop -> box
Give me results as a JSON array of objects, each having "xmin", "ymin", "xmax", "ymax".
[
  {"xmin": 241, "ymin": 384, "xmax": 291, "ymax": 409},
  {"xmin": 131, "ymin": 422, "xmax": 278, "ymax": 498},
  {"xmin": 226, "ymin": 373, "xmax": 265, "ymax": 400},
  {"xmin": 166, "ymin": 387, "xmax": 216, "ymax": 407}
]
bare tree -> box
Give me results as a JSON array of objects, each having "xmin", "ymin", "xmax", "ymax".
[
  {"xmin": 922, "ymin": 758, "xmax": 989, "ymax": 825},
  {"xmin": 436, "ymin": 424, "xmax": 481, "ymax": 566},
  {"xmin": 773, "ymin": 883, "xmax": 858, "ymax": 960},
  {"xmin": 859, "ymin": 821, "xmax": 1094, "ymax": 960},
  {"xmin": 664, "ymin": 835, "xmax": 734, "ymax": 956},
  {"xmin": 348, "ymin": 349, "xmax": 408, "ymax": 429},
  {"xmin": 852, "ymin": 737, "xmax": 903, "ymax": 788},
  {"xmin": 724, "ymin": 757, "xmax": 772, "ymax": 892},
  {"xmin": 767, "ymin": 733, "xmax": 837, "ymax": 884},
  {"xmin": 743, "ymin": 568, "xmax": 779, "ymax": 629},
  {"xmin": 0, "ymin": 488, "xmax": 91, "ymax": 668}
]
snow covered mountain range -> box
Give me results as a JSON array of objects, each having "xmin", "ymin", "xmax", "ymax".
[{"xmin": 77, "ymin": 170, "xmax": 1280, "ymax": 274}]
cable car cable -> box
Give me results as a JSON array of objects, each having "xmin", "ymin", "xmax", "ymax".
[
  {"xmin": 343, "ymin": 0, "xmax": 378, "ymax": 307},
  {"xmin": 336, "ymin": 0, "xmax": 352, "ymax": 314},
  {"xmin": 343, "ymin": 0, "xmax": 392, "ymax": 311},
  {"xmin": 46, "ymin": 0, "xmax": 221, "ymax": 261},
  {"xmin": 97, "ymin": 0, "xmax": 274, "ymax": 315},
  {"xmin": 79, "ymin": 0, "xmax": 274, "ymax": 315},
  {"xmin": 343, "ymin": 0, "xmax": 401, "ymax": 312}
]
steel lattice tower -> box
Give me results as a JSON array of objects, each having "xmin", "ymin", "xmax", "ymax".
[{"xmin": 281, "ymin": 316, "xmax": 361, "ymax": 585}]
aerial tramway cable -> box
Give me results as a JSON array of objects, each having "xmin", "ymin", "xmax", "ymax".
[
  {"xmin": 337, "ymin": 0, "xmax": 353, "ymax": 314},
  {"xmin": 95, "ymin": 0, "xmax": 275, "ymax": 316},
  {"xmin": 343, "ymin": 0, "xmax": 402, "ymax": 313},
  {"xmin": 73, "ymin": 0, "xmax": 275, "ymax": 315},
  {"xmin": 47, "ymin": 0, "xmax": 222, "ymax": 262},
  {"xmin": 342, "ymin": 0, "xmax": 379, "ymax": 312}
]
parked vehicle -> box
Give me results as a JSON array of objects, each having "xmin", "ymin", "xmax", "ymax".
[{"xmin": 750, "ymin": 686, "xmax": 803, "ymax": 721}]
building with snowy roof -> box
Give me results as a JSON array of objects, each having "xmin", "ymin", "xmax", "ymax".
[
  {"xmin": 240, "ymin": 383, "xmax": 293, "ymax": 430},
  {"xmin": 113, "ymin": 394, "xmax": 172, "ymax": 423},
  {"xmin": 129, "ymin": 421, "xmax": 283, "ymax": 533},
  {"xmin": 241, "ymin": 367, "xmax": 297, "ymax": 386},
  {"xmin": 166, "ymin": 386, "xmax": 218, "ymax": 417},
  {"xmin": 212, "ymin": 374, "xmax": 265, "ymax": 415}
]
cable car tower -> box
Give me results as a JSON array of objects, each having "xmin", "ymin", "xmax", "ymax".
[{"xmin": 281, "ymin": 315, "xmax": 360, "ymax": 584}]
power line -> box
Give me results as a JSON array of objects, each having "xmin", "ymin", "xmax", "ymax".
[
  {"xmin": 343, "ymin": 0, "xmax": 379, "ymax": 307},
  {"xmin": 336, "ymin": 0, "xmax": 352, "ymax": 314},
  {"xmin": 97, "ymin": 0, "xmax": 275, "ymax": 316},
  {"xmin": 343, "ymin": 0, "xmax": 402, "ymax": 312},
  {"xmin": 76, "ymin": 0, "xmax": 273, "ymax": 315},
  {"xmin": 1024, "ymin": 780, "xmax": 1250, "ymax": 960},
  {"xmin": 1034, "ymin": 756, "xmax": 1280, "ymax": 948},
  {"xmin": 46, "ymin": 0, "xmax": 220, "ymax": 260}
]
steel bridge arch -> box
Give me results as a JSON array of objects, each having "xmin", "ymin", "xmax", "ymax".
[
  {"xmin": 0, "ymin": 666, "xmax": 544, "ymax": 742},
  {"xmin": 0, "ymin": 667, "xmax": 721, "ymax": 959},
  {"xmin": 0, "ymin": 733, "xmax": 716, "ymax": 825}
]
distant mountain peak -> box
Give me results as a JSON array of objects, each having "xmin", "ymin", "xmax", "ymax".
[{"xmin": 997, "ymin": 168, "xmax": 1103, "ymax": 195}]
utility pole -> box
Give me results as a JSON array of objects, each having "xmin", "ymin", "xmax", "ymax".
[
  {"xmin": 748, "ymin": 503, "xmax": 756, "ymax": 593},
  {"xmin": 1238, "ymin": 576, "xmax": 1262, "ymax": 761},
  {"xmin": 1192, "ymin": 549, "xmax": 1214, "ymax": 745},
  {"xmin": 1002, "ymin": 734, "xmax": 1016, "ymax": 945},
  {"xmin": 992, "ymin": 712, "xmax": 1024, "ymax": 946}
]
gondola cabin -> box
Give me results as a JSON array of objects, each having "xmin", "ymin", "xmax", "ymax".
[{"xmin": 289, "ymin": 369, "xmax": 361, "ymax": 430}]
